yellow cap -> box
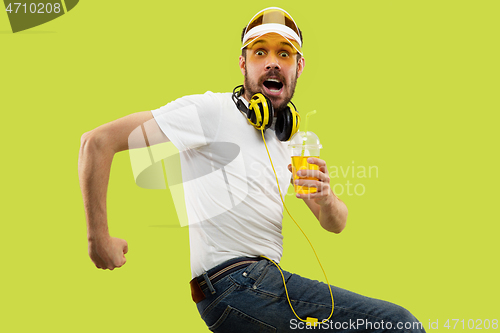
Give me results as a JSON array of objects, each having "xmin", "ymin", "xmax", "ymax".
[{"xmin": 242, "ymin": 7, "xmax": 302, "ymax": 55}]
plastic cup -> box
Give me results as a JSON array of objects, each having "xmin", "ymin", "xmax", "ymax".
[{"xmin": 288, "ymin": 131, "xmax": 322, "ymax": 194}]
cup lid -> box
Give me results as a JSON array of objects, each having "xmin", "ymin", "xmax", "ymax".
[{"xmin": 288, "ymin": 131, "xmax": 322, "ymax": 148}]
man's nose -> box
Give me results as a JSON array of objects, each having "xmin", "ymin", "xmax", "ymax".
[{"xmin": 265, "ymin": 54, "xmax": 281, "ymax": 71}]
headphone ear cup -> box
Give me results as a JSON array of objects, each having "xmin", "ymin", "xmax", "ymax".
[
  {"xmin": 275, "ymin": 104, "xmax": 300, "ymax": 141},
  {"xmin": 248, "ymin": 93, "xmax": 274, "ymax": 130},
  {"xmin": 275, "ymin": 107, "xmax": 292, "ymax": 141}
]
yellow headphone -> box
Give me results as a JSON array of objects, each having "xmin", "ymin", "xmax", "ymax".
[{"xmin": 232, "ymin": 85, "xmax": 300, "ymax": 141}]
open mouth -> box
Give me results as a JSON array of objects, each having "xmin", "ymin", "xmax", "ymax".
[{"xmin": 263, "ymin": 78, "xmax": 284, "ymax": 95}]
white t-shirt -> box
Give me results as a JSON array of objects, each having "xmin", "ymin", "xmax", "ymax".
[{"xmin": 151, "ymin": 91, "xmax": 292, "ymax": 278}]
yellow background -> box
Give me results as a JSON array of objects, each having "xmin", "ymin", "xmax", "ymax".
[{"xmin": 1, "ymin": 1, "xmax": 498, "ymax": 332}]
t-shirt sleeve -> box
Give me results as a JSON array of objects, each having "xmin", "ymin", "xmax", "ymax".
[{"xmin": 150, "ymin": 91, "xmax": 221, "ymax": 151}]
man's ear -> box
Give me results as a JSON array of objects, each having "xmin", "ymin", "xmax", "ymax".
[
  {"xmin": 239, "ymin": 55, "xmax": 246, "ymax": 76},
  {"xmin": 297, "ymin": 56, "xmax": 305, "ymax": 79}
]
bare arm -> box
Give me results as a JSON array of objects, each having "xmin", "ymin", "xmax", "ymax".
[
  {"xmin": 78, "ymin": 111, "xmax": 168, "ymax": 269},
  {"xmin": 288, "ymin": 158, "xmax": 348, "ymax": 234},
  {"xmin": 302, "ymin": 193, "xmax": 348, "ymax": 234}
]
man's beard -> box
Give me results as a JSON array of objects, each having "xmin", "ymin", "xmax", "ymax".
[{"xmin": 244, "ymin": 67, "xmax": 298, "ymax": 113}]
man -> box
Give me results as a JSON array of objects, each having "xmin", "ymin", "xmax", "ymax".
[{"xmin": 79, "ymin": 7, "xmax": 425, "ymax": 332}]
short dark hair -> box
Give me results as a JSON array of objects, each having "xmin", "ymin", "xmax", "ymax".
[{"xmin": 240, "ymin": 26, "xmax": 303, "ymax": 63}]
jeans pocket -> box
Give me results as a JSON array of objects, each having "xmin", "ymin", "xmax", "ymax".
[
  {"xmin": 208, "ymin": 305, "xmax": 276, "ymax": 333},
  {"xmin": 200, "ymin": 281, "xmax": 237, "ymax": 319}
]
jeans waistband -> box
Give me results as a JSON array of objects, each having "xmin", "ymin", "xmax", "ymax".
[
  {"xmin": 196, "ymin": 256, "xmax": 264, "ymax": 289},
  {"xmin": 190, "ymin": 256, "xmax": 266, "ymax": 303}
]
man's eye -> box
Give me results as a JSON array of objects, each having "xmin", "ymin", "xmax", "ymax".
[
  {"xmin": 279, "ymin": 52, "xmax": 289, "ymax": 57},
  {"xmin": 256, "ymin": 50, "xmax": 265, "ymax": 56}
]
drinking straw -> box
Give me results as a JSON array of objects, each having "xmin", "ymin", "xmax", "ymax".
[{"xmin": 301, "ymin": 110, "xmax": 317, "ymax": 156}]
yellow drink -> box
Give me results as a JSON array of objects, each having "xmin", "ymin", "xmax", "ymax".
[{"xmin": 291, "ymin": 156, "xmax": 319, "ymax": 194}]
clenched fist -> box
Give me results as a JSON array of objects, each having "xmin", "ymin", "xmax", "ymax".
[{"xmin": 88, "ymin": 235, "xmax": 128, "ymax": 270}]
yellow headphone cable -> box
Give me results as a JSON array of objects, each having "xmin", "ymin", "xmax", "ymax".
[{"xmin": 258, "ymin": 128, "xmax": 334, "ymax": 327}]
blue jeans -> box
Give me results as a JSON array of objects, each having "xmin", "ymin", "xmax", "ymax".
[{"xmin": 196, "ymin": 257, "xmax": 425, "ymax": 332}]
